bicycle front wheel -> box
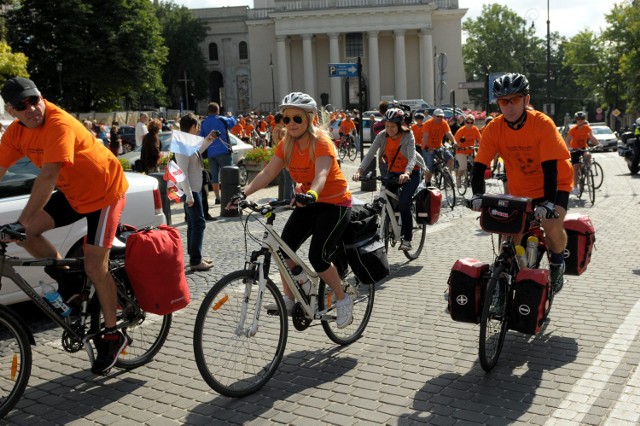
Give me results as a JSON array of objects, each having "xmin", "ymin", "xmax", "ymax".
[
  {"xmin": 592, "ymin": 161, "xmax": 604, "ymax": 189},
  {"xmin": 442, "ymin": 172, "xmax": 456, "ymax": 210},
  {"xmin": 338, "ymin": 145, "xmax": 347, "ymax": 160},
  {"xmin": 457, "ymin": 172, "xmax": 468, "ymax": 196},
  {"xmin": 479, "ymin": 265, "xmax": 509, "ymax": 372},
  {"xmin": 348, "ymin": 143, "xmax": 358, "ymax": 161},
  {"xmin": 193, "ymin": 270, "xmax": 288, "ymax": 397},
  {"xmin": 403, "ymin": 203, "xmax": 426, "ymax": 260},
  {"xmin": 587, "ymin": 168, "xmax": 596, "ymax": 205},
  {"xmin": 0, "ymin": 306, "xmax": 32, "ymax": 418},
  {"xmin": 319, "ymin": 278, "xmax": 375, "ymax": 345}
]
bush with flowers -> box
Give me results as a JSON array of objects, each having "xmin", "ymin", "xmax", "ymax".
[{"xmin": 244, "ymin": 146, "xmax": 275, "ymax": 165}]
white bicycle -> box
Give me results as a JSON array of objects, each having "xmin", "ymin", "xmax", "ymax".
[{"xmin": 192, "ymin": 199, "xmax": 375, "ymax": 397}]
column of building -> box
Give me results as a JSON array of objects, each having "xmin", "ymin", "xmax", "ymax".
[
  {"xmin": 276, "ymin": 35, "xmax": 289, "ymax": 102},
  {"xmin": 393, "ymin": 30, "xmax": 407, "ymax": 100},
  {"xmin": 368, "ymin": 31, "xmax": 380, "ymax": 110},
  {"xmin": 420, "ymin": 28, "xmax": 434, "ymax": 105},
  {"xmin": 302, "ymin": 34, "xmax": 315, "ymax": 96},
  {"xmin": 328, "ymin": 33, "xmax": 342, "ymax": 109}
]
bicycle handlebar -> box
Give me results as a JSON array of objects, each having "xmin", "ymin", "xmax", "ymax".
[
  {"xmin": 238, "ymin": 199, "xmax": 294, "ymax": 215},
  {"xmin": 357, "ymin": 172, "xmax": 401, "ymax": 186},
  {"xmin": 0, "ymin": 223, "xmax": 26, "ymax": 242}
]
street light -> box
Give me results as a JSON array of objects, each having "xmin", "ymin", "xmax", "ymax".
[
  {"xmin": 56, "ymin": 62, "xmax": 63, "ymax": 105},
  {"xmin": 546, "ymin": 0, "xmax": 551, "ymax": 100},
  {"xmin": 269, "ymin": 53, "xmax": 276, "ymax": 111}
]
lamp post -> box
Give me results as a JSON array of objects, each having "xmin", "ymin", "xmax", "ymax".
[
  {"xmin": 56, "ymin": 62, "xmax": 63, "ymax": 105},
  {"xmin": 269, "ymin": 53, "xmax": 276, "ymax": 110},
  {"xmin": 546, "ymin": 0, "xmax": 551, "ymax": 100}
]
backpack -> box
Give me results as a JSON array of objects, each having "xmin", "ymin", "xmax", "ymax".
[
  {"xmin": 124, "ymin": 225, "xmax": 190, "ymax": 315},
  {"xmin": 447, "ymin": 258, "xmax": 489, "ymax": 323},
  {"xmin": 563, "ymin": 213, "xmax": 595, "ymax": 275},
  {"xmin": 415, "ymin": 186, "xmax": 442, "ymax": 225},
  {"xmin": 509, "ymin": 268, "xmax": 548, "ymax": 335},
  {"xmin": 341, "ymin": 205, "xmax": 390, "ymax": 284}
]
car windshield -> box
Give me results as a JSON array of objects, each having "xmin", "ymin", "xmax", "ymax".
[
  {"xmin": 1, "ymin": 157, "xmax": 40, "ymax": 198},
  {"xmin": 592, "ymin": 127, "xmax": 612, "ymax": 135}
]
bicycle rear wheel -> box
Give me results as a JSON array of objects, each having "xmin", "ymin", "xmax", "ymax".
[
  {"xmin": 591, "ymin": 161, "xmax": 604, "ymax": 189},
  {"xmin": 403, "ymin": 203, "xmax": 426, "ymax": 260},
  {"xmin": 442, "ymin": 172, "xmax": 456, "ymax": 209},
  {"xmin": 587, "ymin": 168, "xmax": 596, "ymax": 205},
  {"xmin": 319, "ymin": 278, "xmax": 375, "ymax": 345},
  {"xmin": 193, "ymin": 269, "xmax": 288, "ymax": 397},
  {"xmin": 0, "ymin": 306, "xmax": 32, "ymax": 418},
  {"xmin": 457, "ymin": 172, "xmax": 468, "ymax": 196},
  {"xmin": 479, "ymin": 265, "xmax": 509, "ymax": 372},
  {"xmin": 92, "ymin": 268, "xmax": 172, "ymax": 370}
]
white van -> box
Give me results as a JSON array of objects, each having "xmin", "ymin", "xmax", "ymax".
[{"xmin": 397, "ymin": 99, "xmax": 432, "ymax": 111}]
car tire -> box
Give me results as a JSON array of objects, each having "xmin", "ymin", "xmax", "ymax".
[{"xmin": 238, "ymin": 163, "xmax": 248, "ymax": 186}]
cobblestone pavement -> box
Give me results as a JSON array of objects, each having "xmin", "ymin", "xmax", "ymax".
[{"xmin": 5, "ymin": 152, "xmax": 640, "ymax": 425}]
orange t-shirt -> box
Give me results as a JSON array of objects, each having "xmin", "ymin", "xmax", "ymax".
[
  {"xmin": 411, "ymin": 123, "xmax": 426, "ymax": 147},
  {"xmin": 384, "ymin": 135, "xmax": 409, "ymax": 173},
  {"xmin": 244, "ymin": 123, "xmax": 255, "ymax": 136},
  {"xmin": 339, "ymin": 119, "xmax": 356, "ymax": 135},
  {"xmin": 454, "ymin": 126, "xmax": 482, "ymax": 155},
  {"xmin": 475, "ymin": 110, "xmax": 573, "ymax": 199},
  {"xmin": 257, "ymin": 120, "xmax": 268, "ymax": 133},
  {"xmin": 567, "ymin": 124, "xmax": 592, "ymax": 149},
  {"xmin": 231, "ymin": 123, "xmax": 245, "ymax": 138},
  {"xmin": 0, "ymin": 100, "xmax": 129, "ymax": 213},
  {"xmin": 423, "ymin": 118, "xmax": 451, "ymax": 150},
  {"xmin": 274, "ymin": 137, "xmax": 351, "ymax": 205}
]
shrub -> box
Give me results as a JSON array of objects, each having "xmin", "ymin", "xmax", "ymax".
[{"xmin": 244, "ymin": 147, "xmax": 274, "ymax": 163}]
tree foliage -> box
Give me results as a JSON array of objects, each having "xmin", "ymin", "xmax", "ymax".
[
  {"xmin": 0, "ymin": 41, "xmax": 29, "ymax": 86},
  {"xmin": 5, "ymin": 0, "xmax": 168, "ymax": 111},
  {"xmin": 155, "ymin": 1, "xmax": 209, "ymax": 110}
]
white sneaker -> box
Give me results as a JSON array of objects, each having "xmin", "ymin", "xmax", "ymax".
[
  {"xmin": 335, "ymin": 294, "xmax": 353, "ymax": 329},
  {"xmin": 264, "ymin": 296, "xmax": 295, "ymax": 315},
  {"xmin": 571, "ymin": 187, "xmax": 580, "ymax": 196}
]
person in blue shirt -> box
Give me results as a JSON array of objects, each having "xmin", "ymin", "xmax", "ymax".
[{"xmin": 199, "ymin": 102, "xmax": 237, "ymax": 204}]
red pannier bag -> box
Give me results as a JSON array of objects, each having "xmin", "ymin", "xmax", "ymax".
[
  {"xmin": 563, "ymin": 213, "xmax": 596, "ymax": 276},
  {"xmin": 509, "ymin": 268, "xmax": 548, "ymax": 335},
  {"xmin": 415, "ymin": 186, "xmax": 442, "ymax": 225},
  {"xmin": 124, "ymin": 225, "xmax": 190, "ymax": 315},
  {"xmin": 447, "ymin": 258, "xmax": 489, "ymax": 323}
]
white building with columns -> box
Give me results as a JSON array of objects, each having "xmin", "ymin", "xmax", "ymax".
[{"xmin": 191, "ymin": 0, "xmax": 467, "ymax": 115}]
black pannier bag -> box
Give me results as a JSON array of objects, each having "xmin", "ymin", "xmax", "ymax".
[
  {"xmin": 447, "ymin": 258, "xmax": 489, "ymax": 323},
  {"xmin": 480, "ymin": 193, "xmax": 532, "ymax": 235},
  {"xmin": 341, "ymin": 204, "xmax": 390, "ymax": 284},
  {"xmin": 509, "ymin": 268, "xmax": 548, "ymax": 335}
]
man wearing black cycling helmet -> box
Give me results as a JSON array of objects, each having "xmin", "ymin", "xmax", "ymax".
[
  {"xmin": 565, "ymin": 111, "xmax": 599, "ymax": 195},
  {"xmin": 470, "ymin": 73, "xmax": 573, "ymax": 294}
]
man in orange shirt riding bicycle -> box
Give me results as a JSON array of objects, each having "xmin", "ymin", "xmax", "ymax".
[
  {"xmin": 470, "ymin": 73, "xmax": 573, "ymax": 294},
  {"xmin": 565, "ymin": 111, "xmax": 599, "ymax": 195},
  {"xmin": 338, "ymin": 113, "xmax": 357, "ymax": 149},
  {"xmin": 422, "ymin": 108, "xmax": 456, "ymax": 186},
  {"xmin": 0, "ymin": 77, "xmax": 130, "ymax": 375}
]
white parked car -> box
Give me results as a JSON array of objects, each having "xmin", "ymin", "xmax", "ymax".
[
  {"xmin": 329, "ymin": 117, "xmax": 376, "ymax": 143},
  {"xmin": 590, "ymin": 124, "xmax": 619, "ymax": 152},
  {"xmin": 0, "ymin": 157, "xmax": 166, "ymax": 305}
]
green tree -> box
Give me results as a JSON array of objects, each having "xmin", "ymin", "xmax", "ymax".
[
  {"xmin": 602, "ymin": 0, "xmax": 640, "ymax": 114},
  {"xmin": 0, "ymin": 41, "xmax": 29, "ymax": 85},
  {"xmin": 155, "ymin": 1, "xmax": 209, "ymax": 110},
  {"xmin": 6, "ymin": 0, "xmax": 168, "ymax": 111}
]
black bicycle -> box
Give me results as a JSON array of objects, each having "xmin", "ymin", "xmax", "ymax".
[
  {"xmin": 432, "ymin": 147, "xmax": 456, "ymax": 209},
  {"xmin": 0, "ymin": 224, "xmax": 171, "ymax": 417},
  {"xmin": 338, "ymin": 135, "xmax": 358, "ymax": 161}
]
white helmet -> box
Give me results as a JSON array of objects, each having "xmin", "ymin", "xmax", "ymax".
[{"xmin": 279, "ymin": 92, "xmax": 317, "ymax": 113}]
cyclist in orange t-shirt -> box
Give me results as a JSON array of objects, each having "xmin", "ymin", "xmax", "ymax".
[
  {"xmin": 422, "ymin": 109, "xmax": 456, "ymax": 185},
  {"xmin": 470, "ymin": 73, "xmax": 572, "ymax": 294},
  {"xmin": 0, "ymin": 77, "xmax": 129, "ymax": 375},
  {"xmin": 231, "ymin": 115, "xmax": 246, "ymax": 139},
  {"xmin": 454, "ymin": 115, "xmax": 482, "ymax": 187},
  {"xmin": 228, "ymin": 92, "xmax": 354, "ymax": 329},
  {"xmin": 338, "ymin": 113, "xmax": 357, "ymax": 148},
  {"xmin": 411, "ymin": 112, "xmax": 427, "ymax": 154},
  {"xmin": 565, "ymin": 111, "xmax": 599, "ymax": 194}
]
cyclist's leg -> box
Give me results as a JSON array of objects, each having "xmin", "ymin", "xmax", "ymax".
[
  {"xmin": 279, "ymin": 209, "xmax": 314, "ymax": 299},
  {"xmin": 455, "ymin": 153, "xmax": 467, "ymax": 186},
  {"xmin": 443, "ymin": 148, "xmax": 455, "ymax": 174},
  {"xmin": 423, "ymin": 149, "xmax": 435, "ymax": 184},
  {"xmin": 398, "ymin": 171, "xmax": 420, "ymax": 242},
  {"xmin": 570, "ymin": 150, "xmax": 582, "ymax": 189}
]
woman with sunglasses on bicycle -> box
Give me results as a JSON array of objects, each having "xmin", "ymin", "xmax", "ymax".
[
  {"xmin": 352, "ymin": 108, "xmax": 427, "ymax": 251},
  {"xmin": 453, "ymin": 115, "xmax": 481, "ymax": 188},
  {"xmin": 469, "ymin": 73, "xmax": 573, "ymax": 294},
  {"xmin": 228, "ymin": 92, "xmax": 354, "ymax": 329}
]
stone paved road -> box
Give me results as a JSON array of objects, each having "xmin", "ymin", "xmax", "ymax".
[{"xmin": 4, "ymin": 152, "xmax": 640, "ymax": 425}]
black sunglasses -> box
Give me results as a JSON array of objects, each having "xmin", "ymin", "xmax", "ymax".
[
  {"xmin": 11, "ymin": 96, "xmax": 41, "ymax": 112},
  {"xmin": 283, "ymin": 115, "xmax": 304, "ymax": 125},
  {"xmin": 466, "ymin": 121, "xmax": 474, "ymax": 124}
]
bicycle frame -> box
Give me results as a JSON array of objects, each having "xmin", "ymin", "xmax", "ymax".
[{"xmin": 377, "ymin": 185, "xmax": 402, "ymax": 245}]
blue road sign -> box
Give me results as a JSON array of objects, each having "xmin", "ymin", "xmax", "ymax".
[{"xmin": 328, "ymin": 63, "xmax": 359, "ymax": 77}]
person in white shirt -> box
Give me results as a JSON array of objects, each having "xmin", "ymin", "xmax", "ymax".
[{"xmin": 134, "ymin": 112, "xmax": 149, "ymax": 148}]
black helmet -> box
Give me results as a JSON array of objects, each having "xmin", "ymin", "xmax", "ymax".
[
  {"xmin": 574, "ymin": 111, "xmax": 586, "ymax": 119},
  {"xmin": 414, "ymin": 112, "xmax": 425, "ymax": 120},
  {"xmin": 493, "ymin": 73, "xmax": 530, "ymax": 98}
]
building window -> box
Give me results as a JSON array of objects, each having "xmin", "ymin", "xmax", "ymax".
[
  {"xmin": 345, "ymin": 33, "xmax": 363, "ymax": 58},
  {"xmin": 209, "ymin": 43, "xmax": 218, "ymax": 61},
  {"xmin": 239, "ymin": 41, "xmax": 248, "ymax": 60}
]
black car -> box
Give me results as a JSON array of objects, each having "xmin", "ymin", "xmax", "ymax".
[{"xmin": 118, "ymin": 125, "xmax": 136, "ymax": 152}]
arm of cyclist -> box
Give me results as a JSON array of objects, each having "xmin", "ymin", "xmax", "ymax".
[
  {"xmin": 19, "ymin": 162, "xmax": 61, "ymax": 229},
  {"xmin": 534, "ymin": 160, "xmax": 559, "ymax": 219},
  {"xmin": 469, "ymin": 162, "xmax": 489, "ymax": 210},
  {"xmin": 588, "ymin": 133, "xmax": 599, "ymax": 147},
  {"xmin": 352, "ymin": 131, "xmax": 384, "ymax": 181}
]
